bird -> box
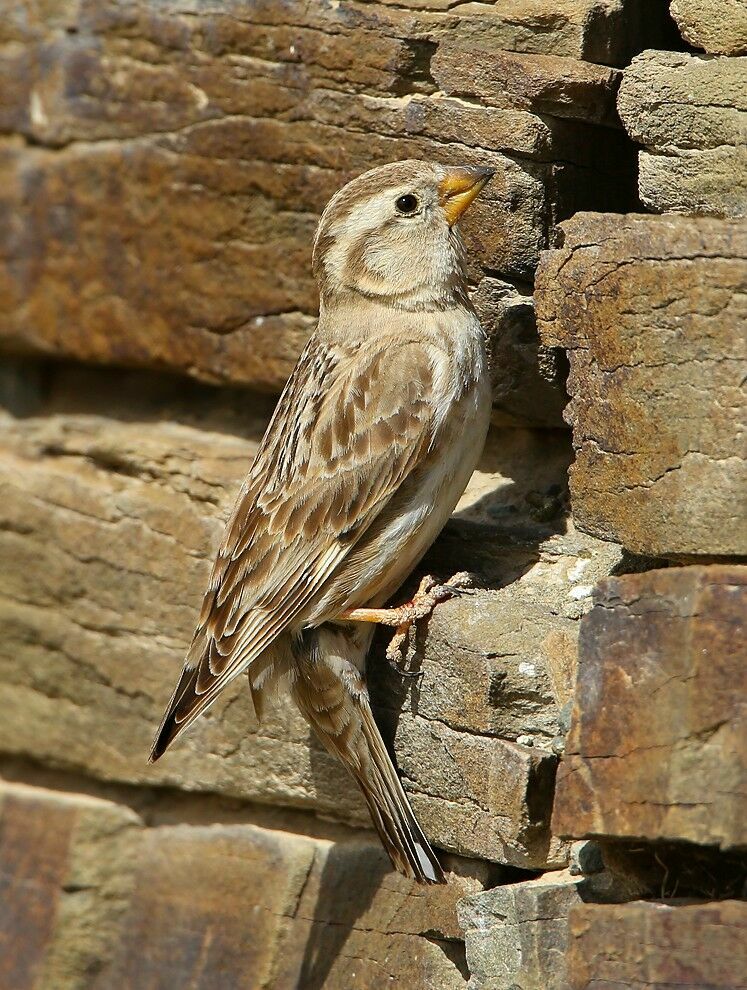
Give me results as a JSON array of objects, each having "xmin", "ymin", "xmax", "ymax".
[{"xmin": 150, "ymin": 159, "xmax": 494, "ymax": 884}]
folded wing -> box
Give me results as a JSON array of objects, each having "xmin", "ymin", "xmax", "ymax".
[{"xmin": 150, "ymin": 335, "xmax": 438, "ymax": 760}]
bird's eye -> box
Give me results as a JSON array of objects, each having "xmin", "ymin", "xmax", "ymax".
[{"xmin": 395, "ymin": 193, "xmax": 420, "ymax": 215}]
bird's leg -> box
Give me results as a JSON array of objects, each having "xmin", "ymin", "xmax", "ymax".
[{"xmin": 340, "ymin": 572, "xmax": 475, "ymax": 675}]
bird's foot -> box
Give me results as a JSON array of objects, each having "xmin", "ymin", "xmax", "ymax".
[
  {"xmin": 339, "ymin": 572, "xmax": 475, "ymax": 675},
  {"xmin": 384, "ymin": 572, "xmax": 475, "ymax": 673}
]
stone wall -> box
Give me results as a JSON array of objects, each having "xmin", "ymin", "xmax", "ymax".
[{"xmin": 0, "ymin": 2, "xmax": 745, "ymax": 988}]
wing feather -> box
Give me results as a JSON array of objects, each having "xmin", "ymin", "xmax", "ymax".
[{"xmin": 150, "ymin": 334, "xmax": 437, "ymax": 760}]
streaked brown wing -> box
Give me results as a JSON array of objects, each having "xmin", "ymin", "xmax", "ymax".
[{"xmin": 150, "ymin": 335, "xmax": 437, "ymax": 759}]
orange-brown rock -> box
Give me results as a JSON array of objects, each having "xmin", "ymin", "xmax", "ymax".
[
  {"xmin": 553, "ymin": 566, "xmax": 747, "ymax": 849},
  {"xmin": 0, "ymin": 782, "xmax": 141, "ymax": 990},
  {"xmin": 536, "ymin": 212, "xmax": 747, "ymax": 558},
  {"xmin": 567, "ymin": 900, "xmax": 747, "ymax": 990},
  {"xmin": 0, "ymin": 779, "xmax": 486, "ymax": 990},
  {"xmin": 433, "ymin": 45, "xmax": 622, "ymax": 125},
  {"xmin": 0, "ymin": 363, "xmax": 623, "ymax": 868},
  {"xmin": 0, "ymin": 1, "xmax": 653, "ymax": 396}
]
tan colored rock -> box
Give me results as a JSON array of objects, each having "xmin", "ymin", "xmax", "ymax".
[
  {"xmin": 670, "ymin": 0, "xmax": 747, "ymax": 55},
  {"xmin": 0, "ymin": 780, "xmax": 484, "ymax": 989},
  {"xmin": 0, "ymin": 364, "xmax": 622, "ymax": 867},
  {"xmin": 553, "ymin": 566, "xmax": 747, "ymax": 849},
  {"xmin": 433, "ymin": 45, "xmax": 622, "ymax": 126},
  {"xmin": 617, "ymin": 51, "xmax": 747, "ymax": 218},
  {"xmin": 618, "ymin": 51, "xmax": 747, "ymax": 150},
  {"xmin": 459, "ymin": 870, "xmax": 584, "ymax": 990},
  {"xmin": 536, "ymin": 212, "xmax": 747, "ymax": 558},
  {"xmin": 638, "ymin": 145, "xmax": 747, "ymax": 220},
  {"xmin": 0, "ymin": 1, "xmax": 654, "ymax": 390},
  {"xmin": 271, "ymin": 839, "xmax": 487, "ymax": 990},
  {"xmin": 568, "ymin": 900, "xmax": 747, "ymax": 989}
]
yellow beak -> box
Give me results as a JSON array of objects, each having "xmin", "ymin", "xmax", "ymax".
[{"xmin": 438, "ymin": 166, "xmax": 495, "ymax": 226}]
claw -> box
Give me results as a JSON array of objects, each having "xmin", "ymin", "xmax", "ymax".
[
  {"xmin": 382, "ymin": 572, "xmax": 477, "ymax": 673},
  {"xmin": 388, "ymin": 660, "xmax": 424, "ymax": 680}
]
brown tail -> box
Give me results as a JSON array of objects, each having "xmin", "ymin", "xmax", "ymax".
[{"xmin": 292, "ymin": 641, "xmax": 445, "ymax": 885}]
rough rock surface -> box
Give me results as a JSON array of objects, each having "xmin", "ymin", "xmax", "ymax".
[
  {"xmin": 432, "ymin": 45, "xmax": 622, "ymax": 125},
  {"xmin": 458, "ymin": 870, "xmax": 584, "ymax": 990},
  {"xmin": 637, "ymin": 146, "xmax": 747, "ymax": 220},
  {"xmin": 670, "ymin": 0, "xmax": 747, "ymax": 55},
  {"xmin": 0, "ymin": 364, "xmax": 622, "ymax": 869},
  {"xmin": 0, "ymin": 779, "xmax": 487, "ymax": 990},
  {"xmin": 536, "ymin": 212, "xmax": 747, "ymax": 559},
  {"xmin": 553, "ymin": 566, "xmax": 747, "ymax": 849},
  {"xmin": 0, "ymin": 782, "xmax": 140, "ymax": 990},
  {"xmin": 617, "ymin": 51, "xmax": 747, "ymax": 218},
  {"xmin": 567, "ymin": 900, "xmax": 747, "ymax": 989},
  {"xmin": 0, "ymin": 1, "xmax": 649, "ymax": 393},
  {"xmin": 474, "ymin": 278, "xmax": 568, "ymax": 428},
  {"xmin": 618, "ymin": 51, "xmax": 747, "ymax": 151}
]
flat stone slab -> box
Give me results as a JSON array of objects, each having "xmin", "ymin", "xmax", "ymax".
[
  {"xmin": 536, "ymin": 211, "xmax": 747, "ymax": 559},
  {"xmin": 568, "ymin": 899, "xmax": 747, "ymax": 989},
  {"xmin": 553, "ymin": 566, "xmax": 747, "ymax": 850},
  {"xmin": 432, "ymin": 45, "xmax": 622, "ymax": 125}
]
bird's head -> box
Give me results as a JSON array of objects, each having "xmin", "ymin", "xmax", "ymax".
[{"xmin": 312, "ymin": 160, "xmax": 494, "ymax": 312}]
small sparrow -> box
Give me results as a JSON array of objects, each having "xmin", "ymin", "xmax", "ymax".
[{"xmin": 150, "ymin": 160, "xmax": 494, "ymax": 883}]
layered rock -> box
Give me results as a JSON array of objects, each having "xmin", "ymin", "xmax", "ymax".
[
  {"xmin": 568, "ymin": 900, "xmax": 747, "ymax": 989},
  {"xmin": 431, "ymin": 45, "xmax": 622, "ymax": 126},
  {"xmin": 0, "ymin": 779, "xmax": 487, "ymax": 990},
  {"xmin": 536, "ymin": 211, "xmax": 747, "ymax": 559},
  {"xmin": 0, "ymin": 364, "xmax": 621, "ymax": 869},
  {"xmin": 0, "ymin": 0, "xmax": 649, "ymax": 401},
  {"xmin": 553, "ymin": 566, "xmax": 747, "ymax": 849},
  {"xmin": 670, "ymin": 0, "xmax": 747, "ymax": 55},
  {"xmin": 618, "ymin": 50, "xmax": 747, "ymax": 218}
]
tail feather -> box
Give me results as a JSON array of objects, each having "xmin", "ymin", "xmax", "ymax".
[
  {"xmin": 292, "ymin": 634, "xmax": 445, "ymax": 885},
  {"xmin": 355, "ymin": 706, "xmax": 446, "ymax": 884}
]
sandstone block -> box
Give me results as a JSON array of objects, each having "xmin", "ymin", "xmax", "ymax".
[
  {"xmin": 617, "ymin": 51, "xmax": 747, "ymax": 218},
  {"xmin": 535, "ymin": 212, "xmax": 747, "ymax": 558},
  {"xmin": 458, "ymin": 870, "xmax": 583, "ymax": 990},
  {"xmin": 553, "ymin": 566, "xmax": 747, "ymax": 849},
  {"xmin": 0, "ymin": 782, "xmax": 141, "ymax": 990},
  {"xmin": 670, "ymin": 0, "xmax": 747, "ymax": 55},
  {"xmin": 0, "ymin": 0, "xmax": 649, "ymax": 391},
  {"xmin": 618, "ymin": 51, "xmax": 747, "ymax": 151},
  {"xmin": 638, "ymin": 145, "xmax": 747, "ymax": 220},
  {"xmin": 0, "ymin": 780, "xmax": 484, "ymax": 989},
  {"xmin": 270, "ymin": 838, "xmax": 487, "ymax": 990},
  {"xmin": 568, "ymin": 900, "xmax": 747, "ymax": 989},
  {"xmin": 433, "ymin": 45, "xmax": 622, "ymax": 126},
  {"xmin": 0, "ymin": 364, "xmax": 621, "ymax": 867}
]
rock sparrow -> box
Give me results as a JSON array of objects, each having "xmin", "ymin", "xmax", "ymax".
[{"xmin": 150, "ymin": 160, "xmax": 494, "ymax": 883}]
